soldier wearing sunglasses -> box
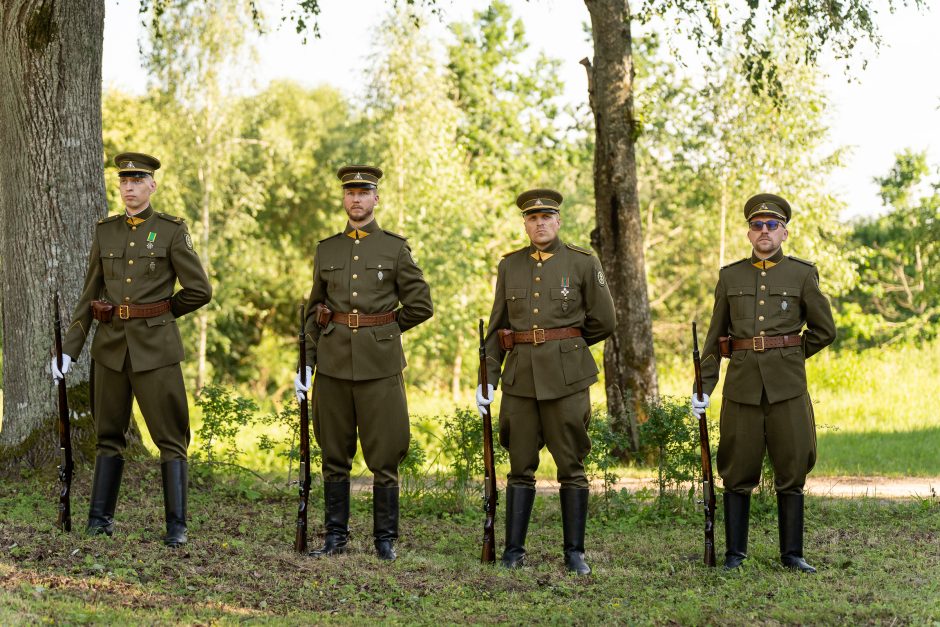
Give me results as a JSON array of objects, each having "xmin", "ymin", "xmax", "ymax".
[{"xmin": 690, "ymin": 193, "xmax": 836, "ymax": 573}]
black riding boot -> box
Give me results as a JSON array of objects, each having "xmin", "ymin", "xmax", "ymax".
[
  {"xmin": 309, "ymin": 481, "xmax": 350, "ymax": 557},
  {"xmin": 86, "ymin": 456, "xmax": 124, "ymax": 536},
  {"xmin": 723, "ymin": 491, "xmax": 750, "ymax": 569},
  {"xmin": 373, "ymin": 486, "xmax": 399, "ymax": 561},
  {"xmin": 560, "ymin": 487, "xmax": 591, "ymax": 575},
  {"xmin": 778, "ymin": 492, "xmax": 816, "ymax": 573},
  {"xmin": 161, "ymin": 460, "xmax": 188, "ymax": 547},
  {"xmin": 501, "ymin": 485, "xmax": 535, "ymax": 568}
]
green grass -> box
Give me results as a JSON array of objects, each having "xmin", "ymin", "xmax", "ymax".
[{"xmin": 1, "ymin": 465, "xmax": 938, "ymax": 624}]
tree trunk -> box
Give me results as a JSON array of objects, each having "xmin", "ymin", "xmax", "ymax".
[
  {"xmin": 0, "ymin": 0, "xmax": 105, "ymax": 446},
  {"xmin": 583, "ymin": 0, "xmax": 658, "ymax": 445}
]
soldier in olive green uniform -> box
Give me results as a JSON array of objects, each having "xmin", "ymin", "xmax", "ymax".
[
  {"xmin": 690, "ymin": 193, "xmax": 836, "ymax": 572},
  {"xmin": 476, "ymin": 189, "xmax": 616, "ymax": 575},
  {"xmin": 294, "ymin": 165, "xmax": 433, "ymax": 561},
  {"xmin": 51, "ymin": 153, "xmax": 212, "ymax": 546}
]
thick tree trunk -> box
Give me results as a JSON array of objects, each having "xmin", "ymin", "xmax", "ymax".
[
  {"xmin": 0, "ymin": 0, "xmax": 105, "ymax": 446},
  {"xmin": 583, "ymin": 0, "xmax": 658, "ymax": 447}
]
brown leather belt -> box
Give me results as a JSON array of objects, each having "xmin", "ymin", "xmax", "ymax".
[
  {"xmin": 507, "ymin": 327, "xmax": 581, "ymax": 347},
  {"xmin": 331, "ymin": 310, "xmax": 397, "ymax": 328},
  {"xmin": 730, "ymin": 334, "xmax": 802, "ymax": 353},
  {"xmin": 91, "ymin": 299, "xmax": 171, "ymax": 322}
]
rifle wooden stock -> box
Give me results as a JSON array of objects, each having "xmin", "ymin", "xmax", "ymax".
[
  {"xmin": 294, "ymin": 304, "xmax": 311, "ymax": 553},
  {"xmin": 53, "ymin": 293, "xmax": 73, "ymax": 533},
  {"xmin": 692, "ymin": 322, "xmax": 717, "ymax": 567},
  {"xmin": 479, "ymin": 319, "xmax": 497, "ymax": 563}
]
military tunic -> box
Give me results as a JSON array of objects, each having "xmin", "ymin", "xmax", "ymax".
[
  {"xmin": 63, "ymin": 205, "xmax": 212, "ymax": 461},
  {"xmin": 698, "ymin": 248, "xmax": 836, "ymax": 493},
  {"xmin": 303, "ymin": 219, "xmax": 433, "ymax": 486},
  {"xmin": 483, "ymin": 238, "xmax": 616, "ymax": 488}
]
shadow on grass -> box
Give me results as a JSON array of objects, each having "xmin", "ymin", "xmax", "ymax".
[{"xmin": 816, "ymin": 427, "xmax": 940, "ymax": 476}]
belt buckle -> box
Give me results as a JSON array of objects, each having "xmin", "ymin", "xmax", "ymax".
[
  {"xmin": 752, "ymin": 336, "xmax": 765, "ymax": 352},
  {"xmin": 532, "ymin": 328, "xmax": 546, "ymax": 345},
  {"xmin": 347, "ymin": 313, "xmax": 359, "ymax": 329},
  {"xmin": 119, "ymin": 305, "xmax": 130, "ymax": 320}
]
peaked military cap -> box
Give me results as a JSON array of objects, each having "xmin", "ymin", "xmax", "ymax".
[
  {"xmin": 337, "ymin": 165, "xmax": 383, "ymax": 189},
  {"xmin": 744, "ymin": 193, "xmax": 791, "ymax": 222},
  {"xmin": 114, "ymin": 152, "xmax": 161, "ymax": 177},
  {"xmin": 516, "ymin": 188, "xmax": 563, "ymax": 216}
]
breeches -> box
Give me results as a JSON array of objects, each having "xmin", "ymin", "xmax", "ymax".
[
  {"xmin": 498, "ymin": 389, "xmax": 592, "ymax": 489},
  {"xmin": 718, "ymin": 390, "xmax": 817, "ymax": 495},
  {"xmin": 94, "ymin": 359, "xmax": 190, "ymax": 462},
  {"xmin": 312, "ymin": 372, "xmax": 410, "ymax": 487}
]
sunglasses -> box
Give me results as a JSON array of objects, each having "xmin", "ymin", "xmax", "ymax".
[{"xmin": 749, "ymin": 219, "xmax": 784, "ymax": 232}]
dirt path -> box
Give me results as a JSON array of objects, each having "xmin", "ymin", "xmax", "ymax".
[{"xmin": 348, "ymin": 476, "xmax": 940, "ymax": 499}]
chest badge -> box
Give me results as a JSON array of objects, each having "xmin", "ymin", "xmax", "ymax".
[
  {"xmin": 377, "ymin": 270, "xmax": 384, "ymax": 281},
  {"xmin": 781, "ymin": 300, "xmax": 789, "ymax": 311},
  {"xmin": 561, "ymin": 277, "xmax": 570, "ymax": 312},
  {"xmin": 149, "ymin": 261, "xmax": 156, "ymax": 273}
]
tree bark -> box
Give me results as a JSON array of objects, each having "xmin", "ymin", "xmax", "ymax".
[
  {"xmin": 583, "ymin": 0, "xmax": 658, "ymax": 446},
  {"xmin": 0, "ymin": 0, "xmax": 105, "ymax": 446}
]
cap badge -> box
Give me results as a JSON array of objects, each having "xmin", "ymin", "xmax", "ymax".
[
  {"xmin": 760, "ymin": 202, "xmax": 769, "ymax": 212},
  {"xmin": 125, "ymin": 161, "xmax": 134, "ymax": 168},
  {"xmin": 354, "ymin": 172, "xmax": 363, "ymax": 180}
]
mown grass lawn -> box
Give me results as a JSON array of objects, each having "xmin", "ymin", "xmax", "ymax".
[{"xmin": 2, "ymin": 463, "xmax": 938, "ymax": 625}]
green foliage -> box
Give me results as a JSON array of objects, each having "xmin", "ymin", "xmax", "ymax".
[
  {"xmin": 638, "ymin": 396, "xmax": 701, "ymax": 501},
  {"xmin": 436, "ymin": 407, "xmax": 507, "ymax": 509},
  {"xmin": 836, "ymin": 150, "xmax": 940, "ymax": 347},
  {"xmin": 584, "ymin": 406, "xmax": 634, "ymax": 503},
  {"xmin": 255, "ymin": 403, "xmax": 322, "ymax": 477},
  {"xmin": 192, "ymin": 385, "xmax": 259, "ymax": 465}
]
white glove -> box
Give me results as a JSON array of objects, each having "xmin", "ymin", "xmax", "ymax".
[
  {"xmin": 690, "ymin": 392, "xmax": 710, "ymax": 417},
  {"xmin": 294, "ymin": 366, "xmax": 313, "ymax": 403},
  {"xmin": 476, "ymin": 384, "xmax": 495, "ymax": 418},
  {"xmin": 51, "ymin": 354, "xmax": 72, "ymax": 384}
]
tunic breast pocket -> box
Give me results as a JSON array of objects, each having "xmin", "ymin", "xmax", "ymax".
[
  {"xmin": 768, "ymin": 286, "xmax": 800, "ymax": 319},
  {"xmin": 550, "ymin": 287, "xmax": 581, "ymax": 314},
  {"xmin": 321, "ymin": 261, "xmax": 345, "ymax": 290},
  {"xmin": 727, "ymin": 286, "xmax": 756, "ymax": 320},
  {"xmin": 139, "ymin": 247, "xmax": 167, "ymax": 276},
  {"xmin": 366, "ymin": 260, "xmax": 395, "ymax": 288},
  {"xmin": 100, "ymin": 248, "xmax": 125, "ymax": 280},
  {"xmin": 506, "ymin": 288, "xmax": 528, "ymax": 319}
]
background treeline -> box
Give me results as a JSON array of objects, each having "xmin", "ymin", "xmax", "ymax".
[{"xmin": 102, "ymin": 1, "xmax": 938, "ymax": 406}]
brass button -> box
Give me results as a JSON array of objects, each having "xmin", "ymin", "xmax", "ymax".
[
  {"xmin": 758, "ymin": 315, "xmax": 764, "ymax": 321},
  {"xmin": 378, "ymin": 264, "xmax": 382, "ymax": 268},
  {"xmin": 535, "ymin": 277, "xmax": 541, "ymax": 282},
  {"xmin": 150, "ymin": 252, "xmax": 154, "ymax": 256},
  {"xmin": 129, "ymin": 242, "xmax": 135, "ymax": 247},
  {"xmin": 761, "ymin": 271, "xmax": 767, "ymax": 276},
  {"xmin": 128, "ymin": 260, "xmax": 134, "ymax": 265},
  {"xmin": 352, "ymin": 291, "xmax": 358, "ymax": 297},
  {"xmin": 533, "ymin": 324, "xmax": 538, "ymax": 329},
  {"xmin": 760, "ymin": 331, "xmax": 766, "ymax": 336},
  {"xmin": 132, "ymin": 226, "xmax": 137, "ymax": 231},
  {"xmin": 760, "ymin": 285, "xmax": 766, "ymax": 291},
  {"xmin": 533, "ymin": 308, "xmax": 539, "ymax": 314},
  {"xmin": 352, "ymin": 329, "xmax": 358, "ymax": 334},
  {"xmin": 783, "ymin": 291, "xmax": 788, "ymax": 296},
  {"xmin": 109, "ymin": 253, "xmax": 114, "ymax": 257},
  {"xmin": 353, "ymin": 309, "xmax": 358, "ymax": 313},
  {"xmin": 511, "ymin": 296, "xmax": 516, "ymax": 301},
  {"xmin": 124, "ymin": 297, "xmax": 130, "ymax": 302},
  {"xmin": 352, "ymin": 274, "xmax": 358, "ymax": 279},
  {"xmin": 759, "ymin": 300, "xmax": 764, "ymax": 305},
  {"xmin": 354, "ymin": 255, "xmax": 359, "ymax": 261},
  {"xmin": 533, "ymin": 292, "xmax": 540, "ymax": 298},
  {"xmin": 355, "ymin": 240, "xmax": 360, "ymax": 245},
  {"xmin": 125, "ymin": 278, "xmax": 132, "ymax": 283},
  {"xmin": 537, "ymin": 262, "xmax": 542, "ymax": 268}
]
